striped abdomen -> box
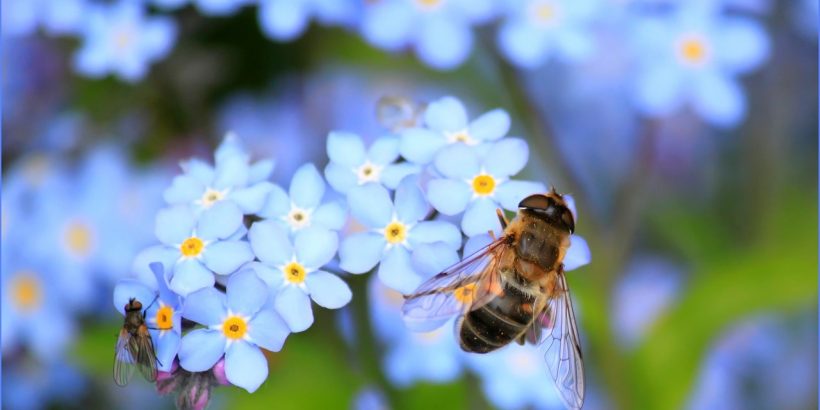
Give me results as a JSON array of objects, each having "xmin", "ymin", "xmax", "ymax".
[{"xmin": 457, "ymin": 272, "xmax": 537, "ymax": 353}]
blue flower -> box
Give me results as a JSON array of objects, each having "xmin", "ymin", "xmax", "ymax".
[
  {"xmin": 258, "ymin": 0, "xmax": 357, "ymax": 41},
  {"xmin": 324, "ymin": 132, "xmax": 420, "ymax": 195},
  {"xmin": 426, "ymin": 140, "xmax": 546, "ymax": 237},
  {"xmin": 178, "ymin": 270, "xmax": 290, "ymax": 393},
  {"xmin": 164, "ymin": 134, "xmax": 276, "ymax": 215},
  {"xmin": 630, "ymin": 6, "xmax": 770, "ymax": 127},
  {"xmin": 360, "ymin": 0, "xmax": 494, "ymax": 70},
  {"xmin": 257, "ymin": 163, "xmax": 347, "ymax": 233},
  {"xmin": 248, "ymin": 222, "xmax": 351, "ymax": 332},
  {"xmin": 399, "ymin": 96, "xmax": 511, "ymax": 164},
  {"xmin": 339, "ymin": 178, "xmax": 462, "ymax": 294},
  {"xmin": 2, "ymin": 0, "xmax": 86, "ymax": 36},
  {"xmin": 154, "ymin": 203, "xmax": 254, "ymax": 296},
  {"xmin": 192, "ymin": 0, "xmax": 251, "ymax": 16},
  {"xmin": 113, "ymin": 262, "xmax": 183, "ymax": 372},
  {"xmin": 1, "ymin": 360, "xmax": 87, "ymax": 410},
  {"xmin": 73, "ymin": 0, "xmax": 177, "ymax": 82},
  {"xmin": 496, "ymin": 0, "xmax": 599, "ymax": 69}
]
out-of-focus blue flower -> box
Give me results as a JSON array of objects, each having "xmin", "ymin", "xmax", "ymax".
[
  {"xmin": 1, "ymin": 0, "xmax": 86, "ymax": 36},
  {"xmin": 339, "ymin": 178, "xmax": 461, "ymax": 294},
  {"xmin": 360, "ymin": 0, "xmax": 497, "ymax": 70},
  {"xmin": 153, "ymin": 203, "xmax": 254, "ymax": 296},
  {"xmin": 467, "ymin": 343, "xmax": 563, "ymax": 410},
  {"xmin": 248, "ymin": 222, "xmax": 351, "ymax": 332},
  {"xmin": 192, "ymin": 0, "xmax": 252, "ymax": 16},
  {"xmin": 164, "ymin": 134, "xmax": 275, "ymax": 215},
  {"xmin": 427, "ymin": 140, "xmax": 546, "ymax": 237},
  {"xmin": 1, "ymin": 359, "xmax": 87, "ymax": 410},
  {"xmin": 257, "ymin": 163, "xmax": 347, "ymax": 233},
  {"xmin": 630, "ymin": 5, "xmax": 769, "ymax": 127},
  {"xmin": 73, "ymin": 0, "xmax": 177, "ymax": 82},
  {"xmin": 352, "ymin": 386, "xmax": 389, "ymax": 410},
  {"xmin": 368, "ymin": 276, "xmax": 464, "ymax": 386},
  {"xmin": 612, "ymin": 256, "xmax": 682, "ymax": 348},
  {"xmin": 113, "ymin": 263, "xmax": 183, "ymax": 372},
  {"xmin": 151, "ymin": 0, "xmax": 189, "ymax": 10},
  {"xmin": 258, "ymin": 0, "xmax": 357, "ymax": 41},
  {"xmin": 792, "ymin": 0, "xmax": 818, "ymax": 40},
  {"xmin": 496, "ymin": 0, "xmax": 599, "ymax": 69},
  {"xmin": 179, "ymin": 270, "xmax": 290, "ymax": 393},
  {"xmin": 400, "ymin": 96, "xmax": 511, "ymax": 164},
  {"xmin": 324, "ymin": 132, "xmax": 420, "ymax": 194}
]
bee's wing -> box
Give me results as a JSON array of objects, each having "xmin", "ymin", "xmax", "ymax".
[
  {"xmin": 135, "ymin": 326, "xmax": 159, "ymax": 382},
  {"xmin": 402, "ymin": 237, "xmax": 509, "ymax": 332},
  {"xmin": 113, "ymin": 329, "xmax": 137, "ymax": 386},
  {"xmin": 532, "ymin": 271, "xmax": 585, "ymax": 410}
]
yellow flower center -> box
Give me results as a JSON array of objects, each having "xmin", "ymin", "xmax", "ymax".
[
  {"xmin": 222, "ymin": 316, "xmax": 248, "ymax": 340},
  {"xmin": 11, "ymin": 272, "xmax": 41, "ymax": 312},
  {"xmin": 416, "ymin": 0, "xmax": 443, "ymax": 11},
  {"xmin": 283, "ymin": 262, "xmax": 307, "ymax": 284},
  {"xmin": 200, "ymin": 188, "xmax": 225, "ymax": 208},
  {"xmin": 155, "ymin": 305, "xmax": 174, "ymax": 330},
  {"xmin": 180, "ymin": 237, "xmax": 205, "ymax": 257},
  {"xmin": 417, "ymin": 328, "xmax": 444, "ymax": 344},
  {"xmin": 384, "ymin": 221, "xmax": 407, "ymax": 244},
  {"xmin": 471, "ymin": 175, "xmax": 496, "ymax": 196},
  {"xmin": 64, "ymin": 220, "xmax": 94, "ymax": 258},
  {"xmin": 453, "ymin": 283, "xmax": 476, "ymax": 305},
  {"xmin": 531, "ymin": 1, "xmax": 558, "ymax": 24},
  {"xmin": 678, "ymin": 35, "xmax": 709, "ymax": 66},
  {"xmin": 446, "ymin": 129, "xmax": 477, "ymax": 145}
]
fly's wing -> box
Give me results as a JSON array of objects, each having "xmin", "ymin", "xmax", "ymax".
[
  {"xmin": 402, "ymin": 237, "xmax": 509, "ymax": 332},
  {"xmin": 135, "ymin": 326, "xmax": 159, "ymax": 382},
  {"xmin": 113, "ymin": 329, "xmax": 137, "ymax": 386},
  {"xmin": 530, "ymin": 271, "xmax": 585, "ymax": 410}
]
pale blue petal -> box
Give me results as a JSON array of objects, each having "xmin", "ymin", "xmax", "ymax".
[
  {"xmin": 495, "ymin": 180, "xmax": 547, "ymax": 211},
  {"xmin": 347, "ymin": 183, "xmax": 393, "ymax": 228},
  {"xmin": 361, "ymin": 1, "xmax": 413, "ymax": 50},
  {"xmin": 305, "ymin": 271, "xmax": 352, "ymax": 309},
  {"xmin": 294, "ymin": 227, "xmax": 338, "ymax": 269},
  {"xmin": 213, "ymin": 155, "xmax": 250, "ymax": 190},
  {"xmin": 227, "ymin": 270, "xmax": 268, "ymax": 316},
  {"xmin": 461, "ymin": 198, "xmax": 502, "ymax": 237},
  {"xmin": 417, "ymin": 16, "xmax": 472, "ymax": 70},
  {"xmin": 131, "ymin": 245, "xmax": 179, "ymax": 288},
  {"xmin": 324, "ymin": 162, "xmax": 357, "ymax": 194},
  {"xmin": 182, "ymin": 287, "xmax": 226, "ymax": 325},
  {"xmin": 482, "ymin": 138, "xmax": 529, "ymax": 178},
  {"xmin": 378, "ymin": 246, "xmax": 419, "ymax": 294},
  {"xmin": 411, "ymin": 242, "xmax": 460, "ymax": 279},
  {"xmin": 258, "ymin": 184, "xmax": 290, "ymax": 219},
  {"xmin": 394, "ymin": 176, "xmax": 428, "ymax": 224},
  {"xmin": 690, "ymin": 70, "xmax": 745, "ymax": 128},
  {"xmin": 155, "ymin": 205, "xmax": 195, "ymax": 245},
  {"xmin": 368, "ymin": 135, "xmax": 400, "ymax": 165},
  {"xmin": 633, "ymin": 64, "xmax": 686, "ymax": 116},
  {"xmin": 327, "ymin": 131, "xmax": 366, "ymax": 168},
  {"xmin": 215, "ymin": 133, "xmax": 248, "ymax": 165},
  {"xmin": 245, "ymin": 261, "xmax": 285, "ymax": 290},
  {"xmin": 178, "ymin": 329, "xmax": 225, "ymax": 372},
  {"xmin": 424, "ymin": 96, "xmax": 468, "ymax": 132},
  {"xmin": 555, "ymin": 27, "xmax": 595, "ymax": 63},
  {"xmin": 248, "ymin": 220, "xmax": 293, "ymax": 266},
  {"xmin": 258, "ymin": 0, "xmax": 309, "ymax": 41},
  {"xmin": 427, "ymin": 179, "xmax": 471, "ymax": 215},
  {"xmin": 164, "ymin": 175, "xmax": 205, "ymax": 204},
  {"xmin": 714, "ymin": 18, "xmax": 769, "ymax": 74},
  {"xmin": 434, "ymin": 144, "xmax": 480, "ymax": 179},
  {"xmin": 498, "ymin": 20, "xmax": 549, "ymax": 69},
  {"xmin": 382, "ymin": 163, "xmax": 422, "ymax": 189},
  {"xmin": 112, "ymin": 280, "xmax": 155, "ymax": 314},
  {"xmin": 180, "ymin": 158, "xmax": 215, "ymax": 186},
  {"xmin": 564, "ymin": 235, "xmax": 591, "ymax": 271},
  {"xmin": 564, "ymin": 194, "xmax": 578, "ymax": 222},
  {"xmin": 313, "ymin": 201, "xmax": 347, "ymax": 231},
  {"xmin": 203, "ymin": 241, "xmax": 254, "ymax": 275},
  {"xmin": 231, "ymin": 182, "xmax": 274, "ymax": 214},
  {"xmin": 197, "ymin": 201, "xmax": 243, "ymax": 240},
  {"xmin": 408, "ymin": 221, "xmax": 462, "ymax": 249},
  {"xmin": 170, "ymin": 259, "xmax": 215, "ymax": 297},
  {"xmin": 339, "ymin": 233, "xmax": 386, "ymax": 274},
  {"xmin": 399, "ymin": 128, "xmax": 447, "ymax": 165},
  {"xmin": 290, "ymin": 164, "xmax": 325, "ymax": 209},
  {"xmin": 468, "ymin": 108, "xmax": 510, "ymax": 142},
  {"xmin": 274, "ymin": 286, "xmax": 314, "ymax": 332},
  {"xmin": 249, "ymin": 159, "xmax": 275, "ymax": 183},
  {"xmin": 248, "ymin": 309, "xmax": 289, "ymax": 352},
  {"xmin": 464, "ymin": 233, "xmax": 495, "ymax": 256},
  {"xmin": 155, "ymin": 331, "xmax": 180, "ymax": 372}
]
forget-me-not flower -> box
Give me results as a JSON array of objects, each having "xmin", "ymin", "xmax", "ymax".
[
  {"xmin": 248, "ymin": 222, "xmax": 351, "ymax": 332},
  {"xmin": 324, "ymin": 132, "xmax": 420, "ymax": 194},
  {"xmin": 400, "ymin": 96, "xmax": 511, "ymax": 165},
  {"xmin": 427, "ymin": 139, "xmax": 546, "ymax": 237},
  {"xmin": 257, "ymin": 163, "xmax": 346, "ymax": 233},
  {"xmin": 2, "ymin": 0, "xmax": 86, "ymax": 36},
  {"xmin": 339, "ymin": 177, "xmax": 461, "ymax": 294},
  {"xmin": 154, "ymin": 203, "xmax": 254, "ymax": 296},
  {"xmin": 497, "ymin": 0, "xmax": 599, "ymax": 69},
  {"xmin": 73, "ymin": 0, "xmax": 177, "ymax": 82},
  {"xmin": 164, "ymin": 134, "xmax": 275, "ymax": 215},
  {"xmin": 179, "ymin": 270, "xmax": 290, "ymax": 393},
  {"xmin": 630, "ymin": 6, "xmax": 770, "ymax": 127},
  {"xmin": 258, "ymin": 0, "xmax": 357, "ymax": 41}
]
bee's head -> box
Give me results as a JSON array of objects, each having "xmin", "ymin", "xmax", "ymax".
[
  {"xmin": 125, "ymin": 298, "xmax": 142, "ymax": 312},
  {"xmin": 518, "ymin": 190, "xmax": 575, "ymax": 233}
]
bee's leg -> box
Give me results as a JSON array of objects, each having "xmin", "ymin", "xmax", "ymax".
[{"xmin": 495, "ymin": 208, "xmax": 509, "ymax": 230}]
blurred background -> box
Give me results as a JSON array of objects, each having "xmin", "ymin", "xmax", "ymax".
[{"xmin": 1, "ymin": 0, "xmax": 817, "ymax": 409}]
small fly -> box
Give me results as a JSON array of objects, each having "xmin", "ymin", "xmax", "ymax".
[{"xmin": 114, "ymin": 297, "xmax": 159, "ymax": 386}]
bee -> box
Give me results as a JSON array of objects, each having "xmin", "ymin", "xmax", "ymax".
[
  {"xmin": 114, "ymin": 297, "xmax": 159, "ymax": 386},
  {"xmin": 403, "ymin": 189, "xmax": 585, "ymax": 410}
]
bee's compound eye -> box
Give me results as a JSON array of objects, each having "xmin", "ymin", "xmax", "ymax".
[{"xmin": 518, "ymin": 194, "xmax": 550, "ymax": 210}]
